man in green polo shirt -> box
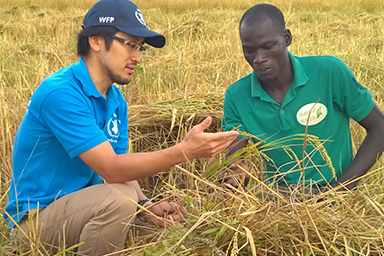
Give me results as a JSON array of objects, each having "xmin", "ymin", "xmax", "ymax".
[{"xmin": 221, "ymin": 4, "xmax": 384, "ymax": 194}]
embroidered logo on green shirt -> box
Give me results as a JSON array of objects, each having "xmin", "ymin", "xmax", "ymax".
[{"xmin": 297, "ymin": 103, "xmax": 328, "ymax": 126}]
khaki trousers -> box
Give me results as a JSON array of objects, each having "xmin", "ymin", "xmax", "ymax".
[{"xmin": 13, "ymin": 183, "xmax": 143, "ymax": 255}]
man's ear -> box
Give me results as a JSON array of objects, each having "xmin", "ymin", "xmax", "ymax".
[
  {"xmin": 283, "ymin": 28, "xmax": 292, "ymax": 47},
  {"xmin": 88, "ymin": 35, "xmax": 103, "ymax": 52}
]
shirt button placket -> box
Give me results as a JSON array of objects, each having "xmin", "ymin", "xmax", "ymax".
[{"xmin": 279, "ymin": 108, "xmax": 286, "ymax": 128}]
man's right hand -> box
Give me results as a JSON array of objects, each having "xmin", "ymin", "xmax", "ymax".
[
  {"xmin": 179, "ymin": 116, "xmax": 239, "ymax": 159},
  {"xmin": 218, "ymin": 160, "xmax": 250, "ymax": 188}
]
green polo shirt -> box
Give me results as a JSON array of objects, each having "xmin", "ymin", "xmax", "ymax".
[{"xmin": 222, "ymin": 52, "xmax": 375, "ymax": 186}]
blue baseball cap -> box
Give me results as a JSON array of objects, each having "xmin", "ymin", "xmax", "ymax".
[{"xmin": 83, "ymin": 0, "xmax": 166, "ymax": 48}]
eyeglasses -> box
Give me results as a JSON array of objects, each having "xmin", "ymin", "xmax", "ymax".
[{"xmin": 108, "ymin": 35, "xmax": 147, "ymax": 52}]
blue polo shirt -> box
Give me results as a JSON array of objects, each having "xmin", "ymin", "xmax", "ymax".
[
  {"xmin": 222, "ymin": 52, "xmax": 375, "ymax": 186},
  {"xmin": 4, "ymin": 58, "xmax": 129, "ymax": 227}
]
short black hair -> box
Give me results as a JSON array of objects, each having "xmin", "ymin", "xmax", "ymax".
[
  {"xmin": 77, "ymin": 26, "xmax": 119, "ymax": 57},
  {"xmin": 240, "ymin": 4, "xmax": 285, "ymax": 31}
]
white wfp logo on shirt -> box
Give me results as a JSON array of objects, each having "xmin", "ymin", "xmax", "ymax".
[
  {"xmin": 296, "ymin": 102, "xmax": 328, "ymax": 126},
  {"xmin": 107, "ymin": 113, "xmax": 121, "ymax": 143}
]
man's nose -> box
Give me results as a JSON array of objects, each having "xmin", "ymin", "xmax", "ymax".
[
  {"xmin": 131, "ymin": 50, "xmax": 141, "ymax": 64},
  {"xmin": 253, "ymin": 49, "xmax": 266, "ymax": 64}
]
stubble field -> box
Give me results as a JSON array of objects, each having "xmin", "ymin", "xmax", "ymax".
[{"xmin": 1, "ymin": 0, "xmax": 384, "ymax": 255}]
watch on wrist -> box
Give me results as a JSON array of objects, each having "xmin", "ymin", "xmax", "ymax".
[
  {"xmin": 137, "ymin": 198, "xmax": 151, "ymax": 222},
  {"xmin": 138, "ymin": 198, "xmax": 150, "ymax": 207}
]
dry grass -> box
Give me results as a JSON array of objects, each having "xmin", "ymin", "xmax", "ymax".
[{"xmin": 1, "ymin": 0, "xmax": 384, "ymax": 255}]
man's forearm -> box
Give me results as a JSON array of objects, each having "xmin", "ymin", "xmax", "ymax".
[
  {"xmin": 225, "ymin": 137, "xmax": 248, "ymax": 160},
  {"xmin": 334, "ymin": 128, "xmax": 384, "ymax": 189},
  {"xmin": 105, "ymin": 143, "xmax": 189, "ymax": 182},
  {"xmin": 79, "ymin": 117, "xmax": 239, "ymax": 183},
  {"xmin": 333, "ymin": 106, "xmax": 384, "ymax": 190}
]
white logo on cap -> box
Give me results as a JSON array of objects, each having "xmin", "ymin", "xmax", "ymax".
[
  {"xmin": 135, "ymin": 9, "xmax": 146, "ymax": 26},
  {"xmin": 99, "ymin": 17, "xmax": 115, "ymax": 23}
]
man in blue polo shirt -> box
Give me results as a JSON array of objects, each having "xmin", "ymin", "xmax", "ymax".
[
  {"xmin": 221, "ymin": 4, "xmax": 384, "ymax": 195},
  {"xmin": 4, "ymin": 0, "xmax": 238, "ymax": 255}
]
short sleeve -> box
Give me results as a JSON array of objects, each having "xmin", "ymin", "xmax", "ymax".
[
  {"xmin": 222, "ymin": 90, "xmax": 247, "ymax": 137},
  {"xmin": 40, "ymin": 89, "xmax": 107, "ymax": 158},
  {"xmin": 332, "ymin": 58, "xmax": 375, "ymax": 122}
]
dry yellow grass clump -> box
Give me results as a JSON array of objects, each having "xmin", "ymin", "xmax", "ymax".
[{"xmin": 1, "ymin": 0, "xmax": 384, "ymax": 255}]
